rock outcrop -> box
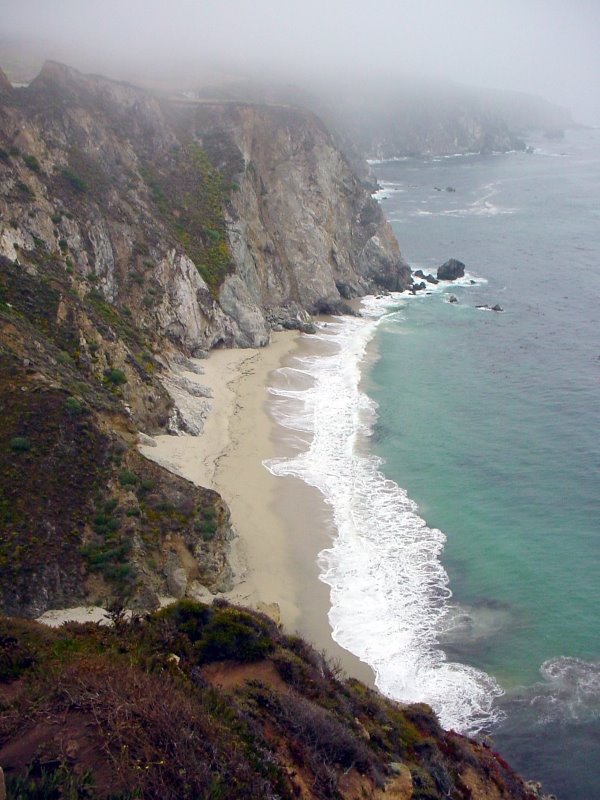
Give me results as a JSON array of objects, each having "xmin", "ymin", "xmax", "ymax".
[
  {"xmin": 437, "ymin": 258, "xmax": 466, "ymax": 281},
  {"xmin": 0, "ymin": 62, "xmax": 410, "ymax": 354},
  {"xmin": 188, "ymin": 102, "xmax": 411, "ymax": 337},
  {"xmin": 0, "ymin": 61, "xmax": 411, "ymax": 616},
  {"xmin": 0, "ymin": 68, "xmax": 12, "ymax": 94}
]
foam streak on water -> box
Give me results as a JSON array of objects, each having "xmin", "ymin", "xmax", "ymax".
[{"xmin": 265, "ymin": 297, "xmax": 503, "ymax": 734}]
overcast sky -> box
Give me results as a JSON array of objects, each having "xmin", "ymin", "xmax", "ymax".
[{"xmin": 1, "ymin": 0, "xmax": 599, "ymax": 123}]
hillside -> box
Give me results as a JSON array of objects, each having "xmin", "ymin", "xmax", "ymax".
[
  {"xmin": 196, "ymin": 78, "xmax": 575, "ymax": 161},
  {"xmin": 0, "ymin": 62, "xmax": 410, "ymax": 617},
  {"xmin": 0, "ymin": 61, "xmax": 556, "ymax": 799},
  {"xmin": 0, "ymin": 600, "xmax": 549, "ymax": 800}
]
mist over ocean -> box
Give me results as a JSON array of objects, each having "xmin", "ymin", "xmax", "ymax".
[{"xmin": 267, "ymin": 129, "xmax": 600, "ymax": 800}]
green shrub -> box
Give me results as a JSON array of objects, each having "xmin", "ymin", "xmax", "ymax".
[
  {"xmin": 9, "ymin": 436, "xmax": 31, "ymax": 453},
  {"xmin": 105, "ymin": 368, "xmax": 127, "ymax": 386},
  {"xmin": 58, "ymin": 238, "xmax": 68, "ymax": 252},
  {"xmin": 23, "ymin": 154, "xmax": 41, "ymax": 173},
  {"xmin": 119, "ymin": 470, "xmax": 138, "ymax": 487},
  {"xmin": 61, "ymin": 168, "xmax": 88, "ymax": 193},
  {"xmin": 64, "ymin": 396, "xmax": 83, "ymax": 414},
  {"xmin": 6, "ymin": 763, "xmax": 97, "ymax": 799},
  {"xmin": 154, "ymin": 501, "xmax": 174, "ymax": 512},
  {"xmin": 15, "ymin": 180, "xmax": 33, "ymax": 197},
  {"xmin": 94, "ymin": 514, "xmax": 120, "ymax": 535},
  {"xmin": 0, "ymin": 635, "xmax": 35, "ymax": 680},
  {"xmin": 194, "ymin": 508, "xmax": 218, "ymax": 541},
  {"xmin": 194, "ymin": 606, "xmax": 275, "ymax": 664},
  {"xmin": 56, "ymin": 350, "xmax": 73, "ymax": 365},
  {"xmin": 0, "ymin": 147, "xmax": 9, "ymax": 161}
]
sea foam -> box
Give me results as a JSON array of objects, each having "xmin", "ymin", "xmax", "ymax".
[{"xmin": 265, "ymin": 296, "xmax": 503, "ymax": 734}]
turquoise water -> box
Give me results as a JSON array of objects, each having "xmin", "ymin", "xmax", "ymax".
[{"xmin": 369, "ymin": 132, "xmax": 600, "ymax": 798}]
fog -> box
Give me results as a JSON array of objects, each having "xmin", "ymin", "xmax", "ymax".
[{"xmin": 1, "ymin": 0, "xmax": 599, "ymax": 123}]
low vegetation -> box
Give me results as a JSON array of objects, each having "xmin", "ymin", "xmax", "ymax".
[
  {"xmin": 0, "ymin": 601, "xmax": 537, "ymax": 800},
  {"xmin": 141, "ymin": 142, "xmax": 235, "ymax": 293},
  {"xmin": 0, "ymin": 249, "xmax": 225, "ymax": 614}
]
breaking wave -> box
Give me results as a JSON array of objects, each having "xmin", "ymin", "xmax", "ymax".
[{"xmin": 264, "ymin": 296, "xmax": 503, "ymax": 734}]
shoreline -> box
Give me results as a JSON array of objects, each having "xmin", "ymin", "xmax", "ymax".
[{"xmin": 140, "ymin": 329, "xmax": 375, "ymax": 686}]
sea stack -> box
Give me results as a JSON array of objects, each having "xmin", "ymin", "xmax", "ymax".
[{"xmin": 437, "ymin": 258, "xmax": 466, "ymax": 281}]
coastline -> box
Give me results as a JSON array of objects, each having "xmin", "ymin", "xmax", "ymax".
[{"xmin": 140, "ymin": 330, "xmax": 375, "ymax": 685}]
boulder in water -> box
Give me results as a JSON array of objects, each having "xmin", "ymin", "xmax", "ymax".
[{"xmin": 437, "ymin": 258, "xmax": 465, "ymax": 281}]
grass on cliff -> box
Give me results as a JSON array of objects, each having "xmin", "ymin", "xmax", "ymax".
[
  {"xmin": 0, "ymin": 601, "xmax": 535, "ymax": 800},
  {"xmin": 141, "ymin": 143, "xmax": 234, "ymax": 294},
  {"xmin": 0, "ymin": 342, "xmax": 225, "ymax": 615}
]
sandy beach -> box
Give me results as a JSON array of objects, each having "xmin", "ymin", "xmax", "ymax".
[{"xmin": 139, "ymin": 331, "xmax": 375, "ymax": 685}]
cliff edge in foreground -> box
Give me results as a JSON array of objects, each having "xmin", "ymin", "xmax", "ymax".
[{"xmin": 0, "ymin": 601, "xmax": 549, "ymax": 800}]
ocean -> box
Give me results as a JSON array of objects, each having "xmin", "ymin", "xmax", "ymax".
[{"xmin": 266, "ymin": 129, "xmax": 600, "ymax": 799}]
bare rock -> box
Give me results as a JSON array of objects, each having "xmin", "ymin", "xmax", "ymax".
[
  {"xmin": 166, "ymin": 566, "xmax": 188, "ymax": 600},
  {"xmin": 437, "ymin": 258, "xmax": 466, "ymax": 281}
]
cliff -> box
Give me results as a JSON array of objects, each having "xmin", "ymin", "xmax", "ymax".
[
  {"xmin": 199, "ymin": 77, "xmax": 574, "ymax": 159},
  {"xmin": 0, "ymin": 601, "xmax": 549, "ymax": 800},
  {"xmin": 0, "ymin": 62, "xmax": 554, "ymax": 799},
  {"xmin": 322, "ymin": 83, "xmax": 575, "ymax": 159},
  {"xmin": 192, "ymin": 102, "xmax": 409, "ymax": 343},
  {"xmin": 1, "ymin": 61, "xmax": 409, "ymax": 351},
  {"xmin": 0, "ymin": 62, "xmax": 410, "ymax": 617}
]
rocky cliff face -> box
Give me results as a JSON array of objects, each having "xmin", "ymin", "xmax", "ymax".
[
  {"xmin": 0, "ymin": 61, "xmax": 410, "ymax": 617},
  {"xmin": 327, "ymin": 93, "xmax": 526, "ymax": 158},
  {"xmin": 195, "ymin": 77, "xmax": 532, "ymax": 159},
  {"xmin": 193, "ymin": 103, "xmax": 409, "ymax": 345},
  {"xmin": 0, "ymin": 62, "xmax": 410, "ymax": 353}
]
